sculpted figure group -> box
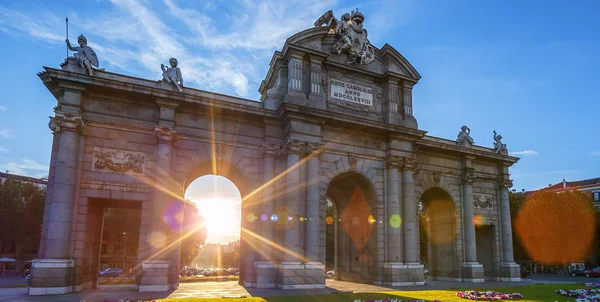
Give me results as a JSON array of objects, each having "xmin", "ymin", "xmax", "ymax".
[
  {"xmin": 314, "ymin": 8, "xmax": 375, "ymax": 65},
  {"xmin": 456, "ymin": 126, "xmax": 509, "ymax": 154}
]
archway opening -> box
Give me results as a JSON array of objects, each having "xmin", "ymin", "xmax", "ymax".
[
  {"xmin": 325, "ymin": 172, "xmax": 378, "ymax": 283},
  {"xmin": 420, "ymin": 188, "xmax": 458, "ymax": 280},
  {"xmin": 183, "ymin": 174, "xmax": 242, "ymax": 276}
]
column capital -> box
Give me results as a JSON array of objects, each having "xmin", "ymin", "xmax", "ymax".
[
  {"xmin": 463, "ymin": 169, "xmax": 476, "ymax": 184},
  {"xmin": 284, "ymin": 139, "xmax": 304, "ymax": 155},
  {"xmin": 499, "ymin": 179, "xmax": 513, "ymax": 189},
  {"xmin": 261, "ymin": 143, "xmax": 282, "ymax": 158},
  {"xmin": 385, "ymin": 154, "xmax": 402, "ymax": 168},
  {"xmin": 154, "ymin": 126, "xmax": 178, "ymax": 143},
  {"xmin": 306, "ymin": 142, "xmax": 323, "ymax": 158},
  {"xmin": 402, "ymin": 157, "xmax": 416, "ymax": 171},
  {"xmin": 48, "ymin": 111, "xmax": 84, "ymax": 133}
]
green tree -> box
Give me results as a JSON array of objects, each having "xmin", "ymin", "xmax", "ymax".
[
  {"xmin": 180, "ymin": 201, "xmax": 207, "ymax": 266},
  {"xmin": 508, "ymin": 191, "xmax": 529, "ymax": 261},
  {"xmin": 0, "ymin": 179, "xmax": 46, "ymax": 259}
]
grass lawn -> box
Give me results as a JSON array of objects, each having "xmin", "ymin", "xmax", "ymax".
[{"xmin": 160, "ymin": 283, "xmax": 586, "ymax": 302}]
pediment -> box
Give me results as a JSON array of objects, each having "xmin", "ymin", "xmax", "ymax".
[{"xmin": 283, "ymin": 27, "xmax": 420, "ymax": 81}]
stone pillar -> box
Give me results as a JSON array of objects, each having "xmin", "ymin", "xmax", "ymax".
[
  {"xmin": 499, "ymin": 176, "xmax": 521, "ymax": 281},
  {"xmin": 308, "ymin": 57, "xmax": 324, "ymax": 107},
  {"xmin": 383, "ymin": 78, "xmax": 401, "ymax": 124},
  {"xmin": 30, "ymin": 111, "xmax": 84, "ymax": 295},
  {"xmin": 383, "ymin": 155, "xmax": 408, "ymax": 285},
  {"xmin": 402, "ymin": 158, "xmax": 425, "ymax": 285},
  {"xmin": 254, "ymin": 143, "xmax": 281, "ymax": 288},
  {"xmin": 401, "ymin": 81, "xmax": 418, "ymax": 128},
  {"xmin": 461, "ymin": 162, "xmax": 484, "ymax": 282},
  {"xmin": 304, "ymin": 142, "xmax": 325, "ymax": 288},
  {"xmin": 278, "ymin": 139, "xmax": 305, "ymax": 289},
  {"xmin": 287, "ymin": 55, "xmax": 303, "ymax": 97}
]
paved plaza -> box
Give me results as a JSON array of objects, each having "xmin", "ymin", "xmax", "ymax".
[{"xmin": 0, "ymin": 277, "xmax": 580, "ymax": 302}]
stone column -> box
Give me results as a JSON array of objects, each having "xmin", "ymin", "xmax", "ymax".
[
  {"xmin": 138, "ymin": 126, "xmax": 178, "ymax": 292},
  {"xmin": 30, "ymin": 111, "xmax": 83, "ymax": 295},
  {"xmin": 384, "ymin": 154, "xmax": 406, "ymax": 285},
  {"xmin": 461, "ymin": 163, "xmax": 484, "ymax": 281},
  {"xmin": 254, "ymin": 143, "xmax": 281, "ymax": 288},
  {"xmin": 402, "ymin": 158, "xmax": 418, "ymax": 264},
  {"xmin": 386, "ymin": 155, "xmax": 402, "ymax": 262},
  {"xmin": 278, "ymin": 139, "xmax": 305, "ymax": 289},
  {"xmin": 400, "ymin": 157, "xmax": 424, "ymax": 285},
  {"xmin": 499, "ymin": 176, "xmax": 521, "ymax": 280},
  {"xmin": 304, "ymin": 142, "xmax": 325, "ymax": 287}
]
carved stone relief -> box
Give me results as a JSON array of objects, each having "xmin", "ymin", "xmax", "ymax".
[
  {"xmin": 93, "ymin": 147, "xmax": 146, "ymax": 174},
  {"xmin": 473, "ymin": 193, "xmax": 494, "ymax": 209}
]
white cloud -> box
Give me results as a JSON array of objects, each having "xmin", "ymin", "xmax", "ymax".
[
  {"xmin": 510, "ymin": 150, "xmax": 539, "ymax": 156},
  {"xmin": 0, "ymin": 128, "xmax": 12, "ymax": 138},
  {"xmin": 0, "ymin": 106, "xmax": 6, "ymax": 112},
  {"xmin": 0, "ymin": 159, "xmax": 48, "ymax": 177},
  {"xmin": 0, "ymin": 146, "xmax": 8, "ymax": 153},
  {"xmin": 511, "ymin": 170, "xmax": 576, "ymax": 179}
]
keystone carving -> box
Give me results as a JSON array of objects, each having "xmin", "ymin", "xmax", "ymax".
[{"xmin": 348, "ymin": 154, "xmax": 358, "ymax": 170}]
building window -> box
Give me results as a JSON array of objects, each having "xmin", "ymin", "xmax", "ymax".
[{"xmin": 594, "ymin": 191, "xmax": 600, "ymax": 202}]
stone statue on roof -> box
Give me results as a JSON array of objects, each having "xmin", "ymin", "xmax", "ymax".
[
  {"xmin": 65, "ymin": 34, "xmax": 101, "ymax": 76},
  {"xmin": 493, "ymin": 130, "xmax": 508, "ymax": 155},
  {"xmin": 314, "ymin": 8, "xmax": 375, "ymax": 65},
  {"xmin": 161, "ymin": 58, "xmax": 183, "ymax": 92},
  {"xmin": 456, "ymin": 125, "xmax": 474, "ymax": 147}
]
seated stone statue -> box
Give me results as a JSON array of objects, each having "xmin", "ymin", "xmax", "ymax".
[
  {"xmin": 493, "ymin": 130, "xmax": 508, "ymax": 155},
  {"xmin": 66, "ymin": 34, "xmax": 100, "ymax": 76},
  {"xmin": 161, "ymin": 58, "xmax": 183, "ymax": 92},
  {"xmin": 456, "ymin": 125, "xmax": 474, "ymax": 147}
]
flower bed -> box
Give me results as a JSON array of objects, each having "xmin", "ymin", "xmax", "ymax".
[
  {"xmin": 586, "ymin": 283, "xmax": 600, "ymax": 288},
  {"xmin": 352, "ymin": 300, "xmax": 440, "ymax": 302},
  {"xmin": 556, "ymin": 288, "xmax": 600, "ymax": 301},
  {"xmin": 456, "ymin": 290, "xmax": 523, "ymax": 300}
]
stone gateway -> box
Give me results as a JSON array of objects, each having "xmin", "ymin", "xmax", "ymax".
[{"xmin": 30, "ymin": 9, "xmax": 520, "ymax": 295}]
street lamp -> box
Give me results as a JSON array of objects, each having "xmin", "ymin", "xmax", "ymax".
[{"xmin": 122, "ymin": 232, "xmax": 129, "ymax": 273}]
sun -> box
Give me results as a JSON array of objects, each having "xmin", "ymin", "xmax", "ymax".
[{"xmin": 184, "ymin": 175, "xmax": 242, "ymax": 244}]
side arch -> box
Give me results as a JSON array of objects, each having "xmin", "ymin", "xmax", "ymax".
[{"xmin": 419, "ymin": 187, "xmax": 461, "ymax": 280}]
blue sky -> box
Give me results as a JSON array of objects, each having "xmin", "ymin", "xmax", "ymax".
[{"xmin": 0, "ymin": 0, "xmax": 598, "ymax": 191}]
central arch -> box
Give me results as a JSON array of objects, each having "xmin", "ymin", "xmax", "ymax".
[
  {"xmin": 325, "ymin": 171, "xmax": 379, "ymax": 283},
  {"xmin": 181, "ymin": 160, "xmax": 255, "ymax": 285},
  {"xmin": 420, "ymin": 187, "xmax": 459, "ymax": 280}
]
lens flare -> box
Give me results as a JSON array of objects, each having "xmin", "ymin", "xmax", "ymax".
[
  {"xmin": 271, "ymin": 214, "xmax": 278, "ymax": 222},
  {"xmin": 149, "ymin": 232, "xmax": 167, "ymax": 249},
  {"xmin": 260, "ymin": 214, "xmax": 268, "ymax": 221},
  {"xmin": 516, "ymin": 190, "xmax": 595, "ymax": 264},
  {"xmin": 367, "ymin": 215, "xmax": 376, "ymax": 224},
  {"xmin": 246, "ymin": 212, "xmax": 257, "ymax": 222},
  {"xmin": 389, "ymin": 214, "xmax": 402, "ymax": 228},
  {"xmin": 326, "ymin": 216, "xmax": 334, "ymax": 225}
]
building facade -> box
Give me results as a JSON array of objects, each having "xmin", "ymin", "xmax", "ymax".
[{"xmin": 30, "ymin": 9, "xmax": 521, "ymax": 295}]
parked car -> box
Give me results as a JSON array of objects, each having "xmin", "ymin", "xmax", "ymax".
[
  {"xmin": 569, "ymin": 262, "xmax": 586, "ymax": 276},
  {"xmin": 584, "ymin": 267, "xmax": 600, "ymax": 278},
  {"xmin": 180, "ymin": 266, "xmax": 198, "ymax": 277},
  {"xmin": 98, "ymin": 268, "xmax": 123, "ymax": 277}
]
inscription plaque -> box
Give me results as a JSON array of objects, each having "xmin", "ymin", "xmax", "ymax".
[{"xmin": 330, "ymin": 79, "xmax": 373, "ymax": 106}]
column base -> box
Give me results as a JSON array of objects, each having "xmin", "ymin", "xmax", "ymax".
[
  {"xmin": 499, "ymin": 262, "xmax": 522, "ymax": 281},
  {"xmin": 29, "ymin": 259, "xmax": 75, "ymax": 296},
  {"xmin": 383, "ymin": 262, "xmax": 425, "ymax": 286},
  {"xmin": 255, "ymin": 261, "xmax": 278, "ymax": 288},
  {"xmin": 462, "ymin": 262, "xmax": 485, "ymax": 282},
  {"xmin": 138, "ymin": 260, "xmax": 170, "ymax": 292},
  {"xmin": 277, "ymin": 261, "xmax": 326, "ymax": 289}
]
